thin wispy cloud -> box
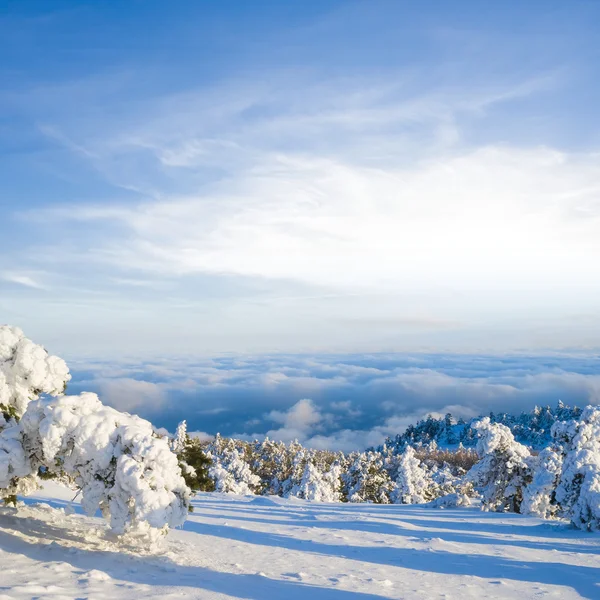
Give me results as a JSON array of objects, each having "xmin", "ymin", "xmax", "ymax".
[
  {"xmin": 2, "ymin": 272, "xmax": 47, "ymax": 290},
  {"xmin": 1, "ymin": 1, "xmax": 599, "ymax": 355}
]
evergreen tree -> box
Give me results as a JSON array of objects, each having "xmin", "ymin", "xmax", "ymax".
[
  {"xmin": 177, "ymin": 434, "xmax": 215, "ymax": 493},
  {"xmin": 467, "ymin": 418, "xmax": 531, "ymax": 513}
]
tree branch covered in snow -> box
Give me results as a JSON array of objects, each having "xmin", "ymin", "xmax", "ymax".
[{"xmin": 0, "ymin": 326, "xmax": 190, "ymax": 536}]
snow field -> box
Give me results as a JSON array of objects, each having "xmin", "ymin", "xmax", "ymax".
[{"xmin": 0, "ymin": 483, "xmax": 598, "ymax": 600}]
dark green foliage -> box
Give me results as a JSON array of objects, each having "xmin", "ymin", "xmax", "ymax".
[
  {"xmin": 0, "ymin": 403, "xmax": 19, "ymax": 423},
  {"xmin": 3, "ymin": 494, "xmax": 17, "ymax": 506},
  {"xmin": 178, "ymin": 435, "xmax": 215, "ymax": 493}
]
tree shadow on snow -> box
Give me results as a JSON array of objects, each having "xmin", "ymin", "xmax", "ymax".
[
  {"xmin": 0, "ymin": 512, "xmax": 389, "ymax": 600},
  {"xmin": 183, "ymin": 519, "xmax": 600, "ymax": 600},
  {"xmin": 200, "ymin": 510, "xmax": 600, "ymax": 556}
]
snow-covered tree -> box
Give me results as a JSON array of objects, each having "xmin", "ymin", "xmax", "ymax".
[
  {"xmin": 552, "ymin": 405, "xmax": 600, "ymax": 530},
  {"xmin": 468, "ymin": 418, "xmax": 531, "ymax": 513},
  {"xmin": 521, "ymin": 447, "xmax": 562, "ymax": 519},
  {"xmin": 209, "ymin": 449, "xmax": 260, "ymax": 495},
  {"xmin": 281, "ymin": 442, "xmax": 309, "ymax": 497},
  {"xmin": 0, "ymin": 325, "xmax": 70, "ymax": 420},
  {"xmin": 343, "ymin": 451, "xmax": 393, "ymax": 503},
  {"xmin": 175, "ymin": 433, "xmax": 214, "ymax": 493},
  {"xmin": 20, "ymin": 392, "xmax": 190, "ymax": 534},
  {"xmin": 391, "ymin": 446, "xmax": 435, "ymax": 504},
  {"xmin": 0, "ymin": 326, "xmax": 191, "ymax": 535},
  {"xmin": 252, "ymin": 437, "xmax": 291, "ymax": 495},
  {"xmin": 0, "ymin": 325, "xmax": 71, "ymax": 503},
  {"xmin": 171, "ymin": 420, "xmax": 187, "ymax": 454},
  {"xmin": 288, "ymin": 459, "xmax": 341, "ymax": 502}
]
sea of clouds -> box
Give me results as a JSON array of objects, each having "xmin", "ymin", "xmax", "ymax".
[{"xmin": 65, "ymin": 352, "xmax": 600, "ymax": 452}]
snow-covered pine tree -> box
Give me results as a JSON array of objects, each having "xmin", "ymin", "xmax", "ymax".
[
  {"xmin": 552, "ymin": 405, "xmax": 600, "ymax": 530},
  {"xmin": 0, "ymin": 325, "xmax": 71, "ymax": 502},
  {"xmin": 467, "ymin": 417, "xmax": 531, "ymax": 513},
  {"xmin": 281, "ymin": 442, "xmax": 308, "ymax": 498},
  {"xmin": 171, "ymin": 420, "xmax": 188, "ymax": 454},
  {"xmin": 252, "ymin": 437, "xmax": 290, "ymax": 495},
  {"xmin": 0, "ymin": 326, "xmax": 191, "ymax": 535},
  {"xmin": 176, "ymin": 433, "xmax": 214, "ymax": 493},
  {"xmin": 293, "ymin": 459, "xmax": 341, "ymax": 502},
  {"xmin": 209, "ymin": 448, "xmax": 260, "ymax": 495},
  {"xmin": 21, "ymin": 392, "xmax": 190, "ymax": 534},
  {"xmin": 391, "ymin": 446, "xmax": 435, "ymax": 504},
  {"xmin": 342, "ymin": 451, "xmax": 393, "ymax": 503},
  {"xmin": 521, "ymin": 446, "xmax": 563, "ymax": 519}
]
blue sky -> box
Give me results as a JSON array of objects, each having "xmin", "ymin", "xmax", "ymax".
[
  {"xmin": 1, "ymin": 0, "xmax": 599, "ymax": 357},
  {"xmin": 2, "ymin": 1, "xmax": 600, "ymax": 444}
]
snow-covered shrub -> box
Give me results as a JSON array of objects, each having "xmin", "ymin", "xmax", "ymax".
[
  {"xmin": 521, "ymin": 447, "xmax": 563, "ymax": 519},
  {"xmin": 391, "ymin": 446, "xmax": 435, "ymax": 504},
  {"xmin": 468, "ymin": 418, "xmax": 531, "ymax": 513},
  {"xmin": 343, "ymin": 451, "xmax": 393, "ymax": 503},
  {"xmin": 20, "ymin": 392, "xmax": 190, "ymax": 534},
  {"xmin": 0, "ymin": 325, "xmax": 70, "ymax": 419},
  {"xmin": 552, "ymin": 405, "xmax": 600, "ymax": 531},
  {"xmin": 428, "ymin": 491, "xmax": 473, "ymax": 509},
  {"xmin": 209, "ymin": 448, "xmax": 260, "ymax": 495}
]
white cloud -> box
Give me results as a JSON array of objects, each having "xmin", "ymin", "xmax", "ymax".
[
  {"xmin": 98, "ymin": 377, "xmax": 166, "ymax": 413},
  {"xmin": 12, "ymin": 70, "xmax": 600, "ymax": 353},
  {"xmin": 2, "ymin": 272, "xmax": 47, "ymax": 290},
  {"xmin": 265, "ymin": 398, "xmax": 323, "ymax": 443},
  {"xmin": 44, "ymin": 146, "xmax": 600, "ymax": 298},
  {"xmin": 188, "ymin": 431, "xmax": 215, "ymax": 442}
]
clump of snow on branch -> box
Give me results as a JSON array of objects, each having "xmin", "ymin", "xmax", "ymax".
[
  {"xmin": 20, "ymin": 392, "xmax": 190, "ymax": 533},
  {"xmin": 468, "ymin": 417, "xmax": 531, "ymax": 512},
  {"xmin": 0, "ymin": 325, "xmax": 70, "ymax": 418}
]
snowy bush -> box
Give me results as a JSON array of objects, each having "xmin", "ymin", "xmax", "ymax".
[
  {"xmin": 20, "ymin": 392, "xmax": 190, "ymax": 534},
  {"xmin": 427, "ymin": 491, "xmax": 473, "ymax": 509},
  {"xmin": 551, "ymin": 405, "xmax": 600, "ymax": 531},
  {"xmin": 468, "ymin": 418, "xmax": 531, "ymax": 513}
]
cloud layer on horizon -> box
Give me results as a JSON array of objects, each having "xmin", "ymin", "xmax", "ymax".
[{"xmin": 66, "ymin": 351, "xmax": 600, "ymax": 452}]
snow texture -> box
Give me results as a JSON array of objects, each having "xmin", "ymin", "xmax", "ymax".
[{"xmin": 0, "ymin": 481, "xmax": 597, "ymax": 600}]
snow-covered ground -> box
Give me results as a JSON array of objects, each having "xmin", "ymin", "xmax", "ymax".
[{"xmin": 0, "ymin": 483, "xmax": 598, "ymax": 600}]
